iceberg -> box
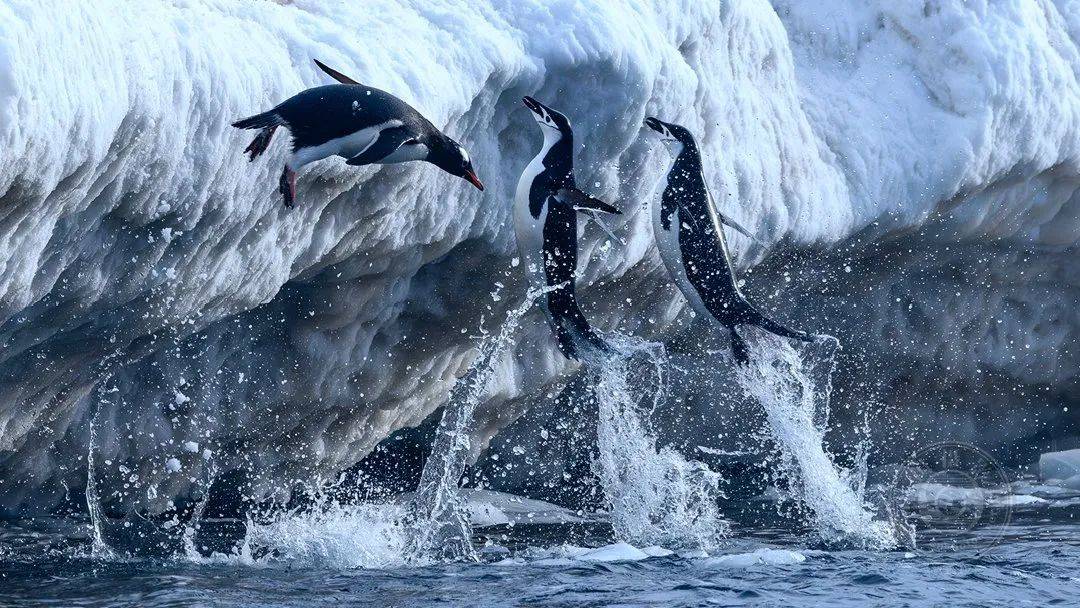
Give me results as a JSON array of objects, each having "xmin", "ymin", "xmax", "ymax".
[{"xmin": 0, "ymin": 0, "xmax": 1076, "ymax": 514}]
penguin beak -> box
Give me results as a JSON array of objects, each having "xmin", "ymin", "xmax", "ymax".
[
  {"xmin": 644, "ymin": 117, "xmax": 664, "ymax": 133},
  {"xmin": 522, "ymin": 96, "xmax": 542, "ymax": 116},
  {"xmin": 463, "ymin": 169, "xmax": 484, "ymax": 191}
]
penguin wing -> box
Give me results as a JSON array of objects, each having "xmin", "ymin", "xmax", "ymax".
[
  {"xmin": 720, "ymin": 214, "xmax": 758, "ymax": 242},
  {"xmin": 314, "ymin": 59, "xmax": 360, "ymax": 85},
  {"xmin": 345, "ymin": 127, "xmax": 418, "ymax": 166},
  {"xmin": 555, "ymin": 188, "xmax": 621, "ymax": 215}
]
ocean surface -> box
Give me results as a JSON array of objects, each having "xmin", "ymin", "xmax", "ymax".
[{"xmin": 1, "ymin": 494, "xmax": 1076, "ymax": 607}]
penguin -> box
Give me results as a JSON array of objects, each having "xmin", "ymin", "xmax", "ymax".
[
  {"xmin": 515, "ymin": 96, "xmax": 620, "ymax": 362},
  {"xmin": 232, "ymin": 59, "xmax": 483, "ymax": 207},
  {"xmin": 643, "ymin": 116, "xmax": 813, "ymax": 365}
]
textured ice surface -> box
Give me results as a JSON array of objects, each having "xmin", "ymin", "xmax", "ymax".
[
  {"xmin": 1040, "ymin": 449, "xmax": 1080, "ymax": 482},
  {"xmin": 0, "ymin": 0, "xmax": 1078, "ymax": 513}
]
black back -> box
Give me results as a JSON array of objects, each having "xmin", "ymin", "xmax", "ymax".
[
  {"xmin": 274, "ymin": 84, "xmax": 435, "ymax": 150},
  {"xmin": 662, "ymin": 139, "xmax": 747, "ymax": 323},
  {"xmin": 530, "ymin": 134, "xmax": 578, "ymax": 295},
  {"xmin": 528, "ymin": 125, "xmax": 609, "ymax": 359}
]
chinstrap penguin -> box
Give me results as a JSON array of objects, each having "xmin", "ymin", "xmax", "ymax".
[
  {"xmin": 514, "ymin": 96, "xmax": 620, "ymax": 362},
  {"xmin": 232, "ymin": 59, "xmax": 483, "ymax": 207},
  {"xmin": 644, "ymin": 116, "xmax": 812, "ymax": 364}
]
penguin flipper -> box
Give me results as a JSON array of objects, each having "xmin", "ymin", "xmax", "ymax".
[
  {"xmin": 314, "ymin": 59, "xmax": 360, "ymax": 85},
  {"xmin": 720, "ymin": 214, "xmax": 758, "ymax": 242},
  {"xmin": 345, "ymin": 127, "xmax": 416, "ymax": 166},
  {"xmin": 556, "ymin": 188, "xmax": 620, "ymax": 215}
]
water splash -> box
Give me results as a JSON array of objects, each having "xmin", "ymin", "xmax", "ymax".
[
  {"xmin": 591, "ymin": 334, "xmax": 727, "ymax": 551},
  {"xmin": 85, "ymin": 399, "xmax": 114, "ymax": 559},
  {"xmin": 733, "ymin": 330, "xmax": 897, "ymax": 549},
  {"xmin": 182, "ymin": 460, "xmax": 218, "ymax": 560},
  {"xmin": 409, "ymin": 286, "xmax": 550, "ymax": 561},
  {"xmin": 234, "ymin": 500, "xmax": 415, "ymax": 569}
]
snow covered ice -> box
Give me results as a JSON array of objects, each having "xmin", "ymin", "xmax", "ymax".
[{"xmin": 0, "ymin": 0, "xmax": 1076, "ymax": 520}]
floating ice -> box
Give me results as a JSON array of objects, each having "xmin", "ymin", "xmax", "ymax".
[
  {"xmin": 701, "ymin": 548, "xmax": 807, "ymax": 568},
  {"xmin": 1039, "ymin": 449, "xmax": 1080, "ymax": 482}
]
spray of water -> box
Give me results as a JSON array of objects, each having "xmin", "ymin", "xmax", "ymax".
[
  {"xmin": 591, "ymin": 334, "xmax": 727, "ymax": 551},
  {"xmin": 85, "ymin": 399, "xmax": 115, "ymax": 559},
  {"xmin": 182, "ymin": 460, "xmax": 218, "ymax": 560},
  {"xmin": 229, "ymin": 499, "xmax": 416, "ymax": 569},
  {"xmin": 409, "ymin": 285, "xmax": 552, "ymax": 561},
  {"xmin": 733, "ymin": 330, "xmax": 897, "ymax": 549}
]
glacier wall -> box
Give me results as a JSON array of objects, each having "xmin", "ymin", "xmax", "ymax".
[{"xmin": 0, "ymin": 0, "xmax": 1076, "ymax": 515}]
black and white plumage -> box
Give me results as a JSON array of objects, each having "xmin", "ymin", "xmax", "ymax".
[
  {"xmin": 514, "ymin": 96, "xmax": 620, "ymax": 362},
  {"xmin": 232, "ymin": 59, "xmax": 483, "ymax": 207},
  {"xmin": 644, "ymin": 117, "xmax": 812, "ymax": 364}
]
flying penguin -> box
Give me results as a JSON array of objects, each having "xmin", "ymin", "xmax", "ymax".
[
  {"xmin": 644, "ymin": 116, "xmax": 813, "ymax": 364},
  {"xmin": 232, "ymin": 59, "xmax": 483, "ymax": 207},
  {"xmin": 514, "ymin": 96, "xmax": 620, "ymax": 362}
]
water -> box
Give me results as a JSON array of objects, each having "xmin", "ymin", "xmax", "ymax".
[
  {"xmin": 84, "ymin": 398, "xmax": 114, "ymax": 560},
  {"xmin": 24, "ymin": 296, "xmax": 1075, "ymax": 604},
  {"xmin": 409, "ymin": 285, "xmax": 552, "ymax": 561},
  {"xmin": 733, "ymin": 330, "xmax": 899, "ymax": 549},
  {"xmin": 592, "ymin": 334, "xmax": 727, "ymax": 550},
  {"xmin": 1, "ymin": 504, "xmax": 1076, "ymax": 606}
]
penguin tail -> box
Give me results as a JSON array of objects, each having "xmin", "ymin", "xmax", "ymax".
[
  {"xmin": 231, "ymin": 110, "xmax": 283, "ymax": 131},
  {"xmin": 738, "ymin": 304, "xmax": 812, "ymax": 343}
]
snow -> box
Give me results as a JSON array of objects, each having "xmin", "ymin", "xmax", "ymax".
[{"xmin": 0, "ymin": 0, "xmax": 1076, "ymax": 513}]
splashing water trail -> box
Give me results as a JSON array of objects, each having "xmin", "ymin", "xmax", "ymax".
[
  {"xmin": 232, "ymin": 499, "xmax": 416, "ymax": 569},
  {"xmin": 733, "ymin": 330, "xmax": 898, "ymax": 549},
  {"xmin": 182, "ymin": 288, "xmax": 548, "ymax": 568},
  {"xmin": 409, "ymin": 286, "xmax": 551, "ymax": 561},
  {"xmin": 85, "ymin": 400, "xmax": 114, "ymax": 560},
  {"xmin": 182, "ymin": 460, "xmax": 219, "ymax": 560},
  {"xmin": 591, "ymin": 333, "xmax": 727, "ymax": 551}
]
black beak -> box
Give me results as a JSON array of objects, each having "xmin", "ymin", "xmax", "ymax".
[
  {"xmin": 522, "ymin": 96, "xmax": 543, "ymax": 116},
  {"xmin": 644, "ymin": 116, "xmax": 664, "ymax": 133}
]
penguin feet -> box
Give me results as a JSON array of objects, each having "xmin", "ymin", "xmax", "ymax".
[
  {"xmin": 730, "ymin": 329, "xmax": 751, "ymax": 366},
  {"xmin": 279, "ymin": 167, "xmax": 296, "ymax": 208},
  {"xmin": 244, "ymin": 126, "xmax": 277, "ymax": 161}
]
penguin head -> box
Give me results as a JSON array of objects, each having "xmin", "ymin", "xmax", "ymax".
[
  {"xmin": 431, "ymin": 137, "xmax": 484, "ymax": 191},
  {"xmin": 522, "ymin": 96, "xmax": 572, "ymax": 136},
  {"xmin": 644, "ymin": 117, "xmax": 693, "ymax": 151}
]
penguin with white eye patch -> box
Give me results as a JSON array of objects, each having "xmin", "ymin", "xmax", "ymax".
[{"xmin": 514, "ymin": 96, "xmax": 621, "ymax": 362}]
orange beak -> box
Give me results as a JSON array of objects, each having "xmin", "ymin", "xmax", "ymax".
[{"xmin": 463, "ymin": 169, "xmax": 484, "ymax": 191}]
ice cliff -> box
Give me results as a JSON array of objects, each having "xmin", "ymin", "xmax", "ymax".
[{"xmin": 0, "ymin": 0, "xmax": 1077, "ymax": 514}]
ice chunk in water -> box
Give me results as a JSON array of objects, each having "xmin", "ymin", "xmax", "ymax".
[
  {"xmin": 1039, "ymin": 449, "xmax": 1080, "ymax": 481},
  {"xmin": 702, "ymin": 548, "xmax": 807, "ymax": 568}
]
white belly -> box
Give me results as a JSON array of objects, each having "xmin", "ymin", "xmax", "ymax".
[
  {"xmin": 289, "ymin": 120, "xmax": 403, "ymax": 169},
  {"xmin": 378, "ymin": 142, "xmax": 429, "ymax": 164},
  {"xmin": 651, "ymin": 189, "xmax": 711, "ymax": 320},
  {"xmin": 514, "ymin": 156, "xmax": 549, "ymax": 289}
]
